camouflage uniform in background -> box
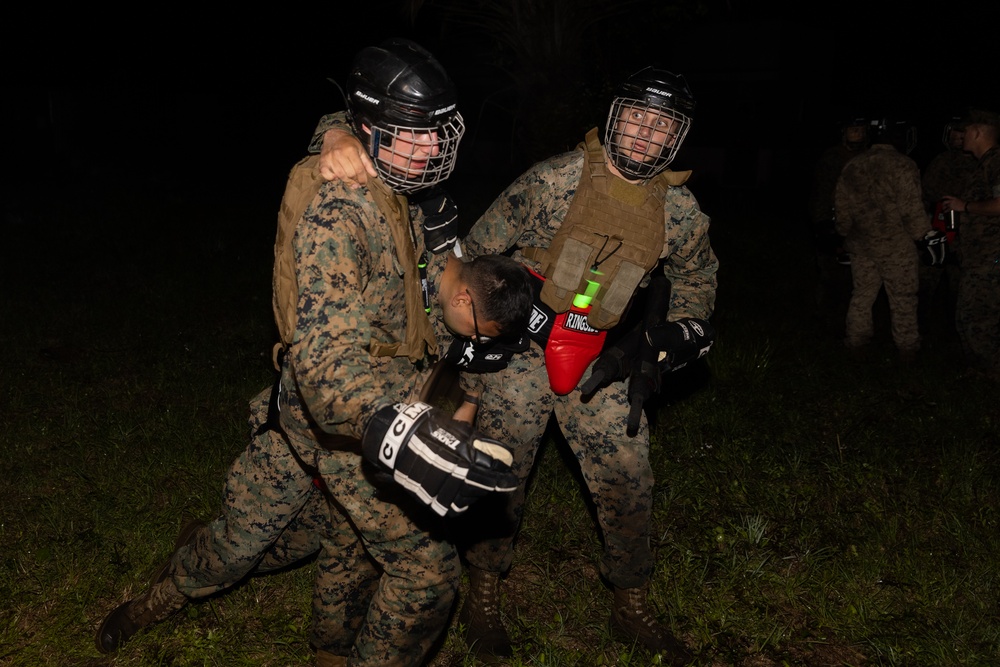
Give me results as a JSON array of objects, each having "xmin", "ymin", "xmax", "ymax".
[
  {"xmin": 835, "ymin": 145, "xmax": 930, "ymax": 354},
  {"xmin": 919, "ymin": 145, "xmax": 976, "ymax": 339},
  {"xmin": 922, "ymin": 146, "xmax": 977, "ymax": 209},
  {"xmin": 811, "ymin": 144, "xmax": 863, "ymax": 226},
  {"xmin": 954, "ymin": 145, "xmax": 1000, "ymax": 376},
  {"xmin": 169, "ymin": 147, "xmax": 465, "ymax": 665},
  {"xmin": 460, "ymin": 146, "xmax": 717, "ymax": 589}
]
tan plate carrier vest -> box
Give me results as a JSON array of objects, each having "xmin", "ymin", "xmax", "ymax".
[
  {"xmin": 271, "ymin": 154, "xmax": 438, "ymax": 370},
  {"xmin": 522, "ymin": 129, "xmax": 691, "ymax": 330}
]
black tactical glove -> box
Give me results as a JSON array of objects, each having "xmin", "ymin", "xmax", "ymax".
[
  {"xmin": 578, "ymin": 327, "xmax": 662, "ymax": 435},
  {"xmin": 579, "ymin": 327, "xmax": 642, "ymax": 396},
  {"xmin": 416, "ymin": 188, "xmax": 459, "ymax": 254},
  {"xmin": 443, "ymin": 334, "xmax": 530, "ymax": 373},
  {"xmin": 918, "ymin": 229, "xmax": 948, "ymax": 267},
  {"xmin": 362, "ymin": 401, "xmax": 518, "ymax": 517},
  {"xmin": 626, "ymin": 337, "xmax": 660, "ymax": 437},
  {"xmin": 645, "ymin": 317, "xmax": 716, "ymax": 373}
]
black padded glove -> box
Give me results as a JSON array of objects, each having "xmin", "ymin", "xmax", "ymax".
[
  {"xmin": 645, "ymin": 317, "xmax": 716, "ymax": 372},
  {"xmin": 362, "ymin": 402, "xmax": 518, "ymax": 517},
  {"xmin": 918, "ymin": 229, "xmax": 947, "ymax": 267},
  {"xmin": 444, "ymin": 334, "xmax": 530, "ymax": 373},
  {"xmin": 417, "ymin": 189, "xmax": 459, "ymax": 254}
]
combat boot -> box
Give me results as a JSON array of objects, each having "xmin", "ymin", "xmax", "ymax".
[
  {"xmin": 94, "ymin": 519, "xmax": 205, "ymax": 653},
  {"xmin": 315, "ymin": 650, "xmax": 349, "ymax": 666},
  {"xmin": 94, "ymin": 576, "xmax": 189, "ymax": 653},
  {"xmin": 610, "ymin": 584, "xmax": 692, "ymax": 666},
  {"xmin": 458, "ymin": 565, "xmax": 512, "ymax": 658}
]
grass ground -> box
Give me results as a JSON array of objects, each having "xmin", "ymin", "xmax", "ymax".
[{"xmin": 1, "ymin": 176, "xmax": 997, "ymax": 666}]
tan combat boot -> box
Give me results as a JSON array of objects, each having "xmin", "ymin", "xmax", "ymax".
[
  {"xmin": 94, "ymin": 520, "xmax": 205, "ymax": 653},
  {"xmin": 610, "ymin": 584, "xmax": 692, "ymax": 666},
  {"xmin": 458, "ymin": 565, "xmax": 512, "ymax": 658},
  {"xmin": 315, "ymin": 650, "xmax": 349, "ymax": 666},
  {"xmin": 94, "ymin": 577, "xmax": 189, "ymax": 653}
]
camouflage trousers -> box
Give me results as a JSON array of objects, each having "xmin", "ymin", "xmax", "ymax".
[
  {"xmin": 844, "ymin": 250, "xmax": 920, "ymax": 352},
  {"xmin": 461, "ymin": 340, "xmax": 655, "ymax": 589},
  {"xmin": 171, "ymin": 387, "xmax": 327, "ymax": 600},
  {"xmin": 289, "ymin": 432, "xmax": 461, "ymax": 667},
  {"xmin": 955, "ymin": 257, "xmax": 1000, "ymax": 375},
  {"xmin": 171, "ymin": 386, "xmax": 459, "ymax": 665}
]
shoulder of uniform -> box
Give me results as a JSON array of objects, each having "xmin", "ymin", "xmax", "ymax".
[
  {"xmin": 529, "ymin": 150, "xmax": 584, "ymax": 183},
  {"xmin": 656, "ymin": 169, "xmax": 692, "ymax": 188}
]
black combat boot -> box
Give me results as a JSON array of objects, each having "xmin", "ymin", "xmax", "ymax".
[
  {"xmin": 458, "ymin": 565, "xmax": 512, "ymax": 659},
  {"xmin": 94, "ymin": 520, "xmax": 205, "ymax": 653},
  {"xmin": 610, "ymin": 584, "xmax": 692, "ymax": 666}
]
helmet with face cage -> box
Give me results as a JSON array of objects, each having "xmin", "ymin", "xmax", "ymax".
[
  {"xmin": 941, "ymin": 116, "xmax": 966, "ymax": 149},
  {"xmin": 604, "ymin": 67, "xmax": 696, "ymax": 180},
  {"xmin": 347, "ymin": 38, "xmax": 465, "ymax": 194},
  {"xmin": 839, "ymin": 115, "xmax": 870, "ymax": 150}
]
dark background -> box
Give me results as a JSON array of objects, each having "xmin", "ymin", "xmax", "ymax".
[{"xmin": 3, "ymin": 0, "xmax": 997, "ymax": 238}]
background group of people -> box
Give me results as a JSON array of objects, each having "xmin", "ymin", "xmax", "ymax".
[{"xmin": 808, "ymin": 108, "xmax": 1000, "ymax": 380}]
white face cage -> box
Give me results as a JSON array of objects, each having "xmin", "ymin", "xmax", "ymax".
[
  {"xmin": 369, "ymin": 113, "xmax": 466, "ymax": 194},
  {"xmin": 604, "ymin": 97, "xmax": 691, "ymax": 180}
]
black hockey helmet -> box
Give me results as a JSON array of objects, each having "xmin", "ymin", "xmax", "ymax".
[
  {"xmin": 347, "ymin": 38, "xmax": 465, "ymax": 193},
  {"xmin": 604, "ymin": 67, "xmax": 696, "ymax": 180}
]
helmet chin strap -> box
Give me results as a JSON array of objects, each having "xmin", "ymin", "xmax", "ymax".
[{"xmin": 603, "ymin": 153, "xmax": 636, "ymax": 183}]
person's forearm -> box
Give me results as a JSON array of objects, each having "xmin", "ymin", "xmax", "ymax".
[
  {"xmin": 451, "ymin": 392, "xmax": 480, "ymax": 425},
  {"xmin": 965, "ymin": 197, "xmax": 1000, "ymax": 217}
]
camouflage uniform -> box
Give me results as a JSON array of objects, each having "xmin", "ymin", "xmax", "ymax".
[
  {"xmin": 811, "ymin": 144, "xmax": 863, "ymax": 226},
  {"xmin": 460, "ymin": 146, "xmax": 717, "ymax": 588},
  {"xmin": 834, "ymin": 145, "xmax": 930, "ymax": 353},
  {"xmin": 170, "ymin": 148, "xmax": 463, "ymax": 665},
  {"xmin": 918, "ymin": 147, "xmax": 975, "ymax": 342},
  {"xmin": 170, "ymin": 390, "xmax": 327, "ymax": 599},
  {"xmin": 277, "ymin": 168, "xmax": 465, "ymax": 666},
  {"xmin": 955, "ymin": 145, "xmax": 1000, "ymax": 376},
  {"xmin": 922, "ymin": 147, "xmax": 977, "ymax": 208}
]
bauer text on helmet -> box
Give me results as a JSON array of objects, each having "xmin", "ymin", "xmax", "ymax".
[
  {"xmin": 604, "ymin": 67, "xmax": 695, "ymax": 180},
  {"xmin": 347, "ymin": 38, "xmax": 466, "ymax": 194}
]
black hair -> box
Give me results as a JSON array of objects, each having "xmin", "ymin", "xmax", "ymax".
[{"xmin": 462, "ymin": 255, "xmax": 534, "ymax": 338}]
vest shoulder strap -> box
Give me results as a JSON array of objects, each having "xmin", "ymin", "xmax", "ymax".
[{"xmin": 273, "ymin": 155, "xmax": 325, "ymax": 354}]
